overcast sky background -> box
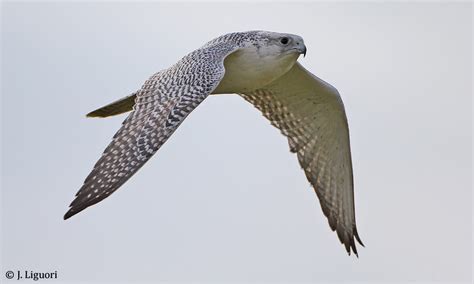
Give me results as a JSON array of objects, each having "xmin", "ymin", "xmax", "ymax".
[{"xmin": 1, "ymin": 2, "xmax": 472, "ymax": 283}]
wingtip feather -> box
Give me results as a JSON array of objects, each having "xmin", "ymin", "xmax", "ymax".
[{"xmin": 353, "ymin": 226, "xmax": 365, "ymax": 247}]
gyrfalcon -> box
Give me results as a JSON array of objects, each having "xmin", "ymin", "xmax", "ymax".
[{"xmin": 64, "ymin": 31, "xmax": 364, "ymax": 256}]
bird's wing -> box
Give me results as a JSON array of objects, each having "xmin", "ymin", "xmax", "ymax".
[
  {"xmin": 64, "ymin": 43, "xmax": 240, "ymax": 219},
  {"xmin": 240, "ymin": 62, "xmax": 363, "ymax": 256}
]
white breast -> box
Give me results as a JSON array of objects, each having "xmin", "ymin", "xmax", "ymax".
[{"xmin": 213, "ymin": 47, "xmax": 299, "ymax": 94}]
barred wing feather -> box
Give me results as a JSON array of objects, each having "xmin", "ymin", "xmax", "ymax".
[{"xmin": 241, "ymin": 62, "xmax": 363, "ymax": 256}]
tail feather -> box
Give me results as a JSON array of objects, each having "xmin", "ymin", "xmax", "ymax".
[{"xmin": 87, "ymin": 93, "xmax": 137, "ymax": 118}]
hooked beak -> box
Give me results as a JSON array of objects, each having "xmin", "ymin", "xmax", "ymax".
[
  {"xmin": 286, "ymin": 36, "xmax": 307, "ymax": 58},
  {"xmin": 294, "ymin": 43, "xmax": 307, "ymax": 57},
  {"xmin": 289, "ymin": 45, "xmax": 307, "ymax": 58}
]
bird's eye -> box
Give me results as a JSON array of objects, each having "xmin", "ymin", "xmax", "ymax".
[{"xmin": 280, "ymin": 37, "xmax": 289, "ymax": 45}]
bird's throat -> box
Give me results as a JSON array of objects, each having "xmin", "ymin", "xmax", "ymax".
[{"xmin": 213, "ymin": 47, "xmax": 299, "ymax": 94}]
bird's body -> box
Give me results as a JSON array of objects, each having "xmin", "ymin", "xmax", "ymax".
[
  {"xmin": 65, "ymin": 31, "xmax": 363, "ymax": 256},
  {"xmin": 214, "ymin": 45, "xmax": 300, "ymax": 93}
]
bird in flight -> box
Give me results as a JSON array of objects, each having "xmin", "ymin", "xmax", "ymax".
[{"xmin": 64, "ymin": 31, "xmax": 364, "ymax": 256}]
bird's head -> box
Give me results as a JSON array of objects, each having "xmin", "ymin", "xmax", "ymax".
[
  {"xmin": 213, "ymin": 31, "xmax": 308, "ymax": 93},
  {"xmin": 243, "ymin": 31, "xmax": 307, "ymax": 60}
]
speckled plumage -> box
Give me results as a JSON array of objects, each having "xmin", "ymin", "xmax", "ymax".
[
  {"xmin": 65, "ymin": 31, "xmax": 363, "ymax": 257},
  {"xmin": 64, "ymin": 33, "xmax": 248, "ymax": 218},
  {"xmin": 240, "ymin": 62, "xmax": 363, "ymax": 255}
]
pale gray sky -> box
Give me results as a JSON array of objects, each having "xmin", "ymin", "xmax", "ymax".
[{"xmin": 1, "ymin": 2, "xmax": 472, "ymax": 283}]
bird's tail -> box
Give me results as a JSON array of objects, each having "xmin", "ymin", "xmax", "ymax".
[{"xmin": 86, "ymin": 93, "xmax": 137, "ymax": 118}]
